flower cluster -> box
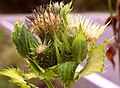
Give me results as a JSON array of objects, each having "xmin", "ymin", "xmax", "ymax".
[{"xmin": 0, "ymin": 1, "xmax": 110, "ymax": 88}]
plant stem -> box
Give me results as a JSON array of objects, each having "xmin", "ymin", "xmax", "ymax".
[
  {"xmin": 28, "ymin": 83, "xmax": 39, "ymax": 88},
  {"xmin": 107, "ymin": 0, "xmax": 117, "ymax": 41},
  {"xmin": 27, "ymin": 56, "xmax": 55, "ymax": 88},
  {"xmin": 44, "ymin": 79, "xmax": 55, "ymax": 88}
]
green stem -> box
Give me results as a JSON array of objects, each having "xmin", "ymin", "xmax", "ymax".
[
  {"xmin": 27, "ymin": 56, "xmax": 55, "ymax": 88},
  {"xmin": 28, "ymin": 83, "xmax": 39, "ymax": 88},
  {"xmin": 44, "ymin": 79, "xmax": 55, "ymax": 88}
]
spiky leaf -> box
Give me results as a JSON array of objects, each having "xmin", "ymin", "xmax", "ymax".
[
  {"xmin": 24, "ymin": 72, "xmax": 38, "ymax": 80},
  {"xmin": 12, "ymin": 20, "xmax": 45, "ymax": 74},
  {"xmin": 72, "ymin": 29, "xmax": 87, "ymax": 62},
  {"xmin": 25, "ymin": 70, "xmax": 57, "ymax": 80},
  {"xmin": 76, "ymin": 40, "xmax": 109, "ymax": 79},
  {"xmin": 12, "ymin": 20, "xmax": 39, "ymax": 58},
  {"xmin": 39, "ymin": 70, "xmax": 58, "ymax": 80},
  {"xmin": 0, "ymin": 68, "xmax": 30, "ymax": 88},
  {"xmin": 57, "ymin": 61, "xmax": 78, "ymax": 86}
]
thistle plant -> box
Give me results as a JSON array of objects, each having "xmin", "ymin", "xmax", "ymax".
[{"xmin": 0, "ymin": 1, "xmax": 110, "ymax": 88}]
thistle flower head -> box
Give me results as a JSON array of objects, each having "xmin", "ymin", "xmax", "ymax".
[
  {"xmin": 67, "ymin": 14, "xmax": 109, "ymax": 50},
  {"xmin": 4, "ymin": 2, "xmax": 109, "ymax": 87},
  {"xmin": 26, "ymin": 3, "xmax": 60, "ymax": 39}
]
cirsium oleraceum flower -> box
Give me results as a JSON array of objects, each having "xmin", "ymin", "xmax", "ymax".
[
  {"xmin": 1, "ymin": 1, "xmax": 110, "ymax": 88},
  {"xmin": 26, "ymin": 3, "xmax": 60, "ymax": 40},
  {"xmin": 67, "ymin": 14, "xmax": 109, "ymax": 50}
]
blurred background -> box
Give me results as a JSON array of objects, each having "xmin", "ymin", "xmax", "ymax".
[
  {"xmin": 0, "ymin": 0, "xmax": 120, "ymax": 88},
  {"xmin": 0, "ymin": 0, "xmax": 116, "ymax": 13}
]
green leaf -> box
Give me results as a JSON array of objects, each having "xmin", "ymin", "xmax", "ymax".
[
  {"xmin": 11, "ymin": 20, "xmax": 45, "ymax": 74},
  {"xmin": 54, "ymin": 32, "xmax": 61, "ymax": 63},
  {"xmin": 57, "ymin": 61, "xmax": 78, "ymax": 86},
  {"xmin": 72, "ymin": 29, "xmax": 87, "ymax": 62},
  {"xmin": 61, "ymin": 32, "xmax": 71, "ymax": 52},
  {"xmin": 59, "ymin": 32, "xmax": 73, "ymax": 61},
  {"xmin": 0, "ymin": 68, "xmax": 30, "ymax": 88},
  {"xmin": 11, "ymin": 20, "xmax": 39, "ymax": 58},
  {"xmin": 76, "ymin": 40, "xmax": 109, "ymax": 79},
  {"xmin": 39, "ymin": 70, "xmax": 58, "ymax": 80},
  {"xmin": 25, "ymin": 70, "xmax": 57, "ymax": 81},
  {"xmin": 24, "ymin": 72, "xmax": 38, "ymax": 80},
  {"xmin": 60, "ymin": 1, "xmax": 72, "ymax": 27}
]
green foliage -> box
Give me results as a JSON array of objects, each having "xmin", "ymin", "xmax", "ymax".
[
  {"xmin": 54, "ymin": 32, "xmax": 62, "ymax": 63},
  {"xmin": 60, "ymin": 1, "xmax": 72, "ymax": 25},
  {"xmin": 60, "ymin": 1, "xmax": 72, "ymax": 28},
  {"xmin": 57, "ymin": 61, "xmax": 78, "ymax": 86},
  {"xmin": 54, "ymin": 31, "xmax": 72, "ymax": 63},
  {"xmin": 0, "ymin": 1, "xmax": 110, "ymax": 88},
  {"xmin": 0, "ymin": 68, "xmax": 30, "ymax": 88},
  {"xmin": 61, "ymin": 32, "xmax": 71, "ymax": 52},
  {"xmin": 75, "ymin": 40, "xmax": 110, "ymax": 79},
  {"xmin": 25, "ymin": 70, "xmax": 57, "ymax": 80},
  {"xmin": 12, "ymin": 20, "xmax": 39, "ymax": 58},
  {"xmin": 72, "ymin": 29, "xmax": 87, "ymax": 62},
  {"xmin": 39, "ymin": 70, "xmax": 58, "ymax": 80}
]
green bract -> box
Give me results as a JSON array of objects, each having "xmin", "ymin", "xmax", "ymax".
[
  {"xmin": 0, "ymin": 1, "xmax": 110, "ymax": 88},
  {"xmin": 12, "ymin": 20, "xmax": 39, "ymax": 58}
]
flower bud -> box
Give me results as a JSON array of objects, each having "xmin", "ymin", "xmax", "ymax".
[{"xmin": 26, "ymin": 3, "xmax": 60, "ymax": 39}]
